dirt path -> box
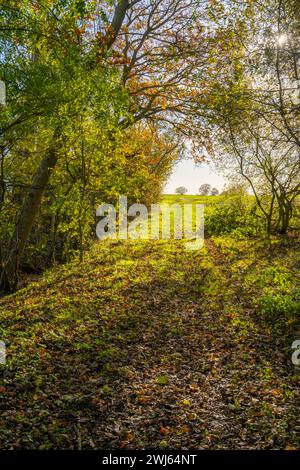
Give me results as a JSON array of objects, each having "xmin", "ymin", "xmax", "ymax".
[
  {"xmin": 0, "ymin": 238, "xmax": 299, "ymax": 449},
  {"xmin": 92, "ymin": 239, "xmax": 299, "ymax": 450}
]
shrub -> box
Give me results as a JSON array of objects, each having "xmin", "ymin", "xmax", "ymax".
[
  {"xmin": 258, "ymin": 290, "xmax": 300, "ymax": 321},
  {"xmin": 205, "ymin": 196, "xmax": 261, "ymax": 236}
]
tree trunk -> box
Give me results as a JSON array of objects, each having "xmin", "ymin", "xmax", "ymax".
[
  {"xmin": 278, "ymin": 205, "xmax": 291, "ymax": 234},
  {"xmin": 0, "ymin": 142, "xmax": 58, "ymax": 291}
]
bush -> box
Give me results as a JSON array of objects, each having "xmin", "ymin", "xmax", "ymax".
[
  {"xmin": 205, "ymin": 196, "xmax": 261, "ymax": 236},
  {"xmin": 258, "ymin": 290, "xmax": 300, "ymax": 321}
]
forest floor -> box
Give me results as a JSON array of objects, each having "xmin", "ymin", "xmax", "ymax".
[{"xmin": 0, "ymin": 233, "xmax": 300, "ymax": 449}]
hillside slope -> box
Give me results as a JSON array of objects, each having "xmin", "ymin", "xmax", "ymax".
[{"xmin": 0, "ymin": 236, "xmax": 299, "ymax": 449}]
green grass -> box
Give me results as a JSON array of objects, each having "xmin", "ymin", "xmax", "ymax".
[
  {"xmin": 0, "ymin": 195, "xmax": 299, "ymax": 450},
  {"xmin": 162, "ymin": 193, "xmax": 226, "ymax": 205}
]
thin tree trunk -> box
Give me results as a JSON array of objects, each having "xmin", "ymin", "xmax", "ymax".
[
  {"xmin": 0, "ymin": 141, "xmax": 58, "ymax": 291},
  {"xmin": 0, "ymin": 1, "xmax": 130, "ymax": 292}
]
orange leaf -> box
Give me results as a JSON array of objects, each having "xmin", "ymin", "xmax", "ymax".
[{"xmin": 159, "ymin": 426, "xmax": 170, "ymax": 436}]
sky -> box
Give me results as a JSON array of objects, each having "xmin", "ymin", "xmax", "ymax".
[{"xmin": 164, "ymin": 158, "xmax": 227, "ymax": 195}]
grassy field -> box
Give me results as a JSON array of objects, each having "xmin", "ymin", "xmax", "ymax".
[{"xmin": 0, "ymin": 195, "xmax": 299, "ymax": 449}]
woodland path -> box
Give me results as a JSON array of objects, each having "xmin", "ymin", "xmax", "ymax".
[{"xmin": 0, "ymin": 238, "xmax": 299, "ymax": 449}]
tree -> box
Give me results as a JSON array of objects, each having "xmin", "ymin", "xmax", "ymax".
[
  {"xmin": 175, "ymin": 186, "xmax": 188, "ymax": 195},
  {"xmin": 199, "ymin": 184, "xmax": 211, "ymax": 196},
  {"xmin": 211, "ymin": 188, "xmax": 219, "ymax": 196},
  {"xmin": 0, "ymin": 0, "xmax": 130, "ymax": 290},
  {"xmin": 113, "ymin": 0, "xmax": 250, "ymax": 158},
  {"xmin": 221, "ymin": 183, "xmax": 249, "ymax": 197},
  {"xmin": 213, "ymin": 0, "xmax": 300, "ymax": 234}
]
